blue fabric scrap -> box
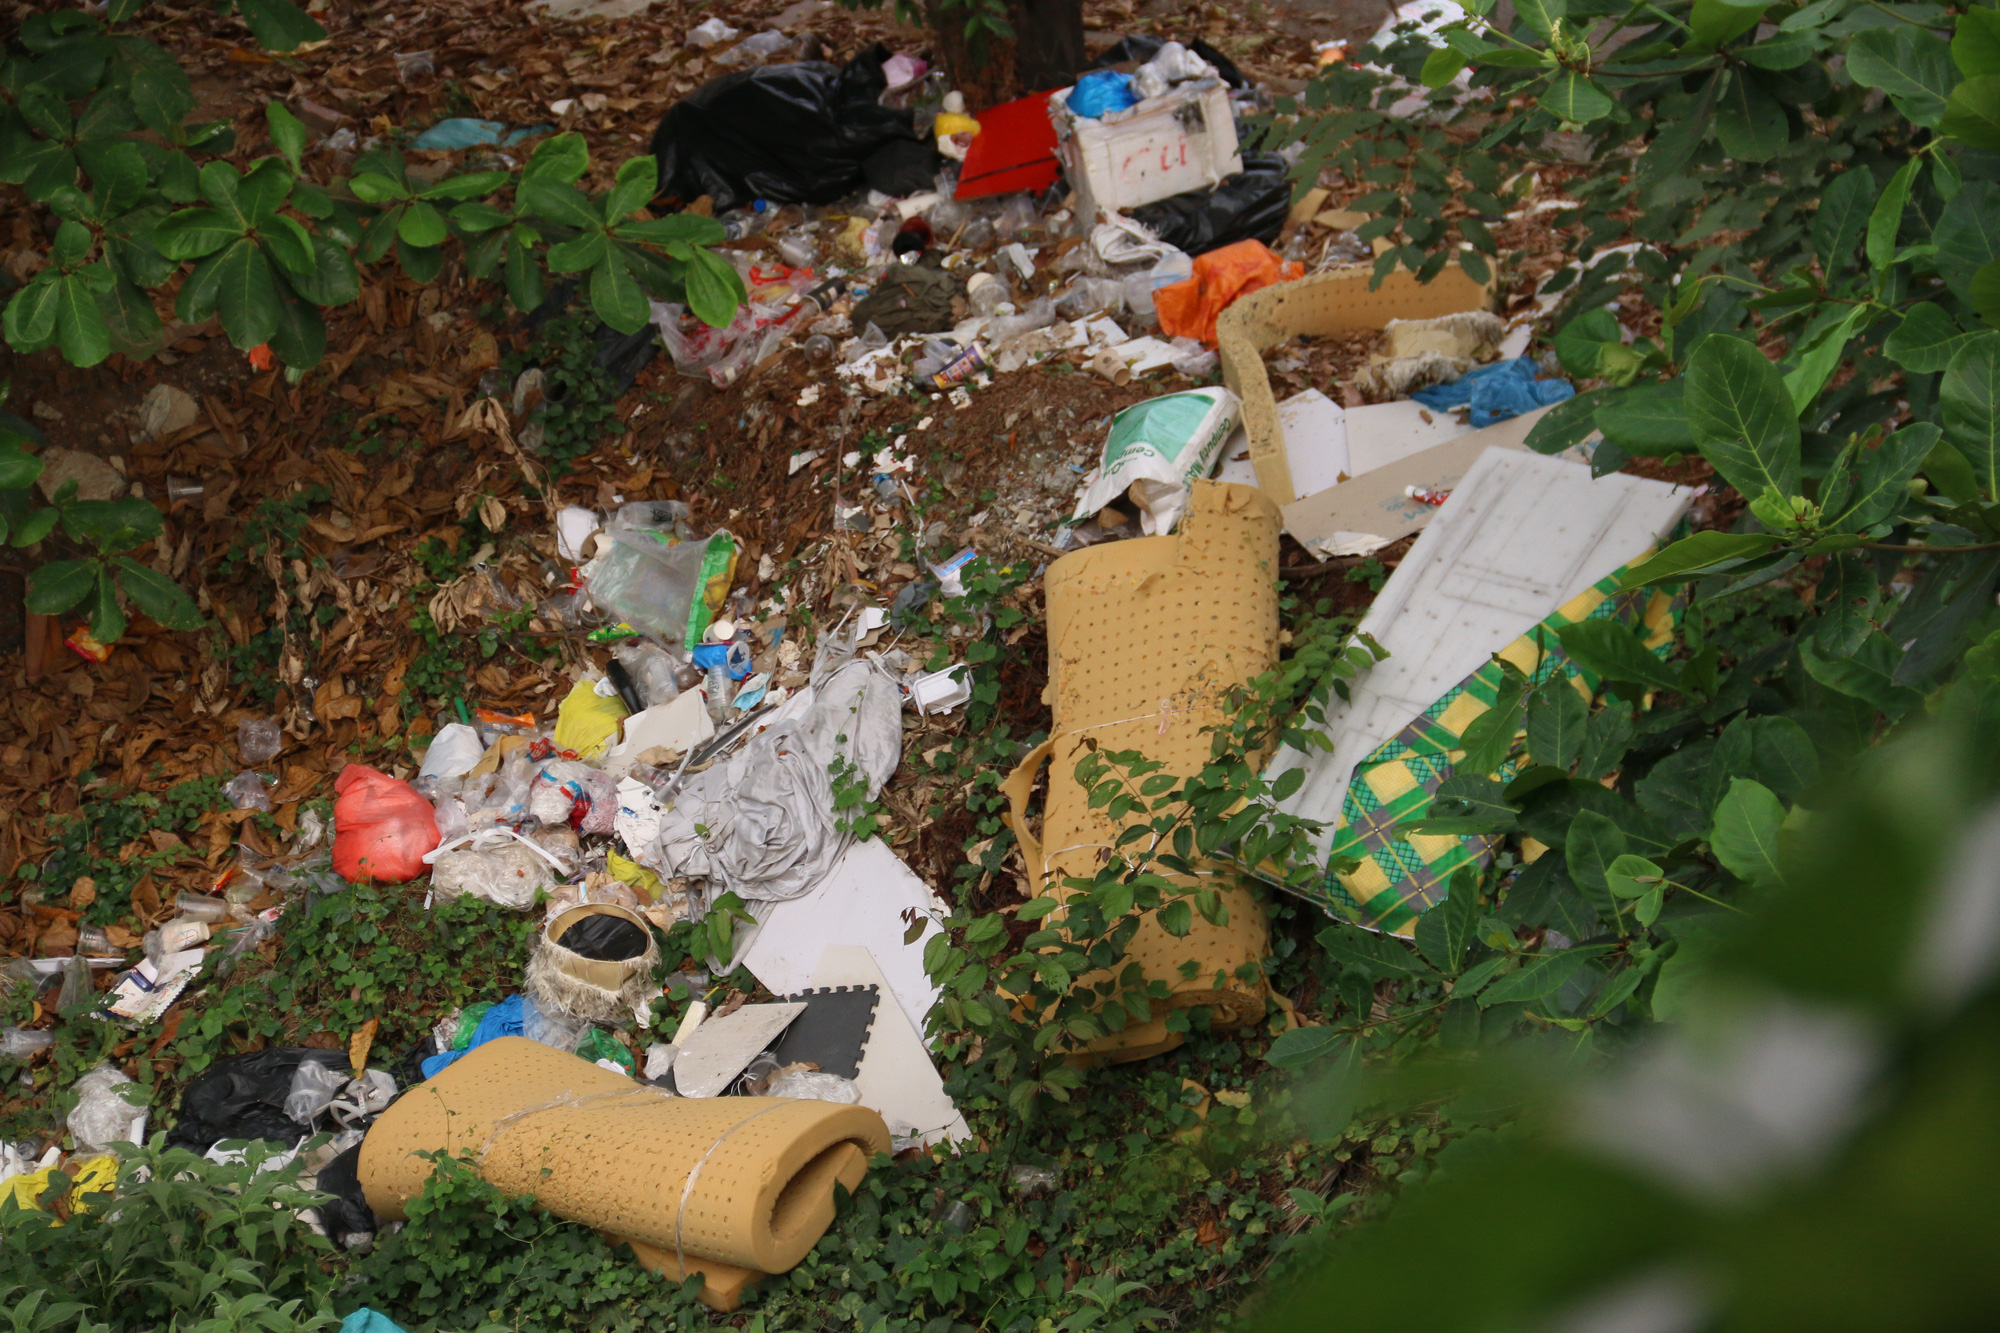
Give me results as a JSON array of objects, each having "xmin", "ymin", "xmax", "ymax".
[
  {"xmin": 410, "ymin": 118, "xmax": 549, "ymax": 151},
  {"xmin": 1410, "ymin": 357, "xmax": 1576, "ymax": 428}
]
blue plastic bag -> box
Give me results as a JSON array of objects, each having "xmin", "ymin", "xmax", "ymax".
[
  {"xmin": 410, "ymin": 118, "xmax": 547, "ymax": 151},
  {"xmin": 1069, "ymin": 70, "xmax": 1138, "ymax": 119},
  {"xmin": 1411, "ymin": 357, "xmax": 1575, "ymax": 428},
  {"xmin": 420, "ymin": 994, "xmax": 524, "ymax": 1078}
]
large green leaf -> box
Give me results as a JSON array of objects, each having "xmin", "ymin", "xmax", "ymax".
[
  {"xmin": 397, "ymin": 199, "xmax": 450, "ymax": 248},
  {"xmin": 518, "ymin": 175, "xmax": 601, "ymax": 230},
  {"xmin": 153, "ymin": 206, "xmax": 241, "ymax": 260},
  {"xmin": 1414, "ymin": 869, "xmax": 1480, "ymax": 975},
  {"xmin": 1933, "ymin": 180, "xmax": 2000, "ymax": 305},
  {"xmin": 1689, "ymin": 0, "xmax": 1768, "ymax": 49},
  {"xmin": 1477, "ymin": 945, "xmax": 1611, "ymax": 1007},
  {"xmin": 1839, "ymin": 423, "xmax": 1941, "ymax": 529},
  {"xmin": 683, "ymin": 245, "xmax": 745, "ymax": 329},
  {"xmin": 1942, "ymin": 74, "xmax": 2000, "ymax": 149},
  {"xmin": 89, "ymin": 563, "xmax": 126, "ymax": 646},
  {"xmin": 25, "ymin": 558, "xmax": 97, "ymax": 615},
  {"xmin": 236, "ymin": 0, "xmax": 328, "ymax": 53},
  {"xmin": 1542, "ymin": 72, "xmax": 1613, "ymax": 123},
  {"xmin": 524, "ymin": 131, "xmax": 589, "ymax": 184},
  {"xmin": 547, "ymin": 229, "xmax": 609, "ymax": 274},
  {"xmin": 288, "ymin": 235, "xmax": 360, "ymax": 308},
  {"xmin": 237, "ymin": 159, "xmax": 292, "ymax": 225},
  {"xmin": 1526, "ymin": 679, "xmax": 1588, "ymax": 771},
  {"xmin": 1849, "ymin": 24, "xmax": 1959, "ymax": 127},
  {"xmin": 1714, "ymin": 69, "xmax": 1788, "ymax": 161},
  {"xmin": 1866, "ymin": 156, "xmax": 1922, "ymax": 270},
  {"xmin": 3, "ymin": 278, "xmax": 61, "ymax": 352},
  {"xmin": 1885, "ymin": 302, "xmax": 1969, "ymax": 373},
  {"xmin": 1557, "ymin": 619, "xmax": 1683, "ymax": 691},
  {"xmin": 616, "ymin": 213, "xmax": 727, "ymax": 248},
  {"xmin": 1941, "ymin": 331, "xmax": 2000, "ymax": 498},
  {"xmin": 128, "ymin": 61, "xmax": 195, "ymax": 135},
  {"xmin": 97, "ymin": 272, "xmax": 164, "ymax": 354},
  {"xmin": 603, "ymin": 155, "xmax": 657, "ymax": 225},
  {"xmin": 347, "ymin": 173, "xmax": 409, "ymax": 205},
  {"xmin": 1958, "ymin": 5, "xmax": 2000, "ymax": 77},
  {"xmin": 417, "ymin": 170, "xmax": 512, "ymax": 202},
  {"xmin": 266, "ymin": 101, "xmax": 308, "ymax": 172},
  {"xmin": 1523, "ymin": 387, "xmax": 1609, "ymax": 455},
  {"xmin": 1516, "ymin": 0, "xmax": 1566, "ymax": 40},
  {"xmin": 502, "ymin": 229, "xmax": 545, "ymax": 313},
  {"xmin": 589, "ymin": 248, "xmax": 650, "ymax": 334},
  {"xmin": 1315, "ymin": 922, "xmax": 1434, "ymax": 981},
  {"xmin": 1783, "ymin": 303, "xmax": 1873, "ymax": 415},
  {"xmin": 396, "ymin": 235, "xmax": 443, "ymax": 284},
  {"xmin": 1801, "ymin": 639, "xmax": 1922, "ymax": 714},
  {"xmin": 1685, "ymin": 334, "xmax": 1802, "ymax": 500},
  {"xmin": 0, "ymin": 444, "xmax": 43, "ymax": 491},
  {"xmin": 1812, "ymin": 551, "xmax": 1881, "ymax": 659},
  {"xmin": 1596, "ymin": 382, "xmax": 1696, "ymax": 456},
  {"xmin": 265, "ymin": 272, "xmax": 326, "ymax": 369},
  {"xmin": 1810, "ymin": 166, "xmax": 1875, "ymax": 273},
  {"xmin": 259, "ymin": 213, "xmax": 318, "ymax": 277},
  {"xmin": 1709, "ymin": 777, "xmax": 1785, "ymax": 887},
  {"xmin": 49, "ymin": 273, "xmax": 113, "ymax": 366},
  {"xmin": 111, "ymin": 555, "xmax": 203, "ymax": 630},
  {"xmin": 207, "ymin": 237, "xmax": 282, "ymax": 350}
]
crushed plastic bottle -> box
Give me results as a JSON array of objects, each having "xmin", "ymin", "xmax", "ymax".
[{"xmin": 239, "ymin": 718, "xmax": 282, "ymax": 765}]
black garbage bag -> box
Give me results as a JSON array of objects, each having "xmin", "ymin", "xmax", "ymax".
[
  {"xmin": 1129, "ymin": 153, "xmax": 1290, "ymax": 257},
  {"xmin": 313, "ymin": 1141, "xmax": 378, "ymax": 1247},
  {"xmin": 651, "ymin": 44, "xmax": 929, "ymax": 212},
  {"xmin": 167, "ymin": 1047, "xmax": 348, "ymax": 1152},
  {"xmin": 1087, "ymin": 35, "xmax": 1248, "ymax": 90},
  {"xmin": 559, "ymin": 912, "xmax": 649, "ymax": 961}
]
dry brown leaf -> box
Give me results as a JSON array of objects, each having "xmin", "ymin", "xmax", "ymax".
[
  {"xmin": 349, "ymin": 1017, "xmax": 379, "ymax": 1073},
  {"xmin": 68, "ymin": 876, "xmax": 96, "ymax": 910}
]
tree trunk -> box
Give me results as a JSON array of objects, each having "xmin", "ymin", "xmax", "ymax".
[{"xmin": 926, "ymin": 0, "xmax": 1086, "ymax": 109}]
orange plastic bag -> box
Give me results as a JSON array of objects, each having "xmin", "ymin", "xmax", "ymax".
[
  {"xmin": 333, "ymin": 764, "xmax": 441, "ymax": 884},
  {"xmin": 1153, "ymin": 240, "xmax": 1303, "ymax": 347}
]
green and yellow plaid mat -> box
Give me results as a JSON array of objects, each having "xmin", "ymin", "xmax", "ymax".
[{"xmin": 1308, "ymin": 564, "xmax": 1679, "ymax": 937}]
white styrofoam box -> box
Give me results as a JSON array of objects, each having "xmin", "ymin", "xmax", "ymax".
[{"xmin": 1051, "ymin": 80, "xmax": 1243, "ymax": 218}]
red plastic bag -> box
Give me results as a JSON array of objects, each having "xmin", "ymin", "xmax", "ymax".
[
  {"xmin": 1153, "ymin": 239, "xmax": 1303, "ymax": 347},
  {"xmin": 332, "ymin": 764, "xmax": 440, "ymax": 884}
]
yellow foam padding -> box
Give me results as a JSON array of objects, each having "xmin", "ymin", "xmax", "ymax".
[
  {"xmin": 359, "ymin": 1038, "xmax": 890, "ymax": 1284},
  {"xmin": 1217, "ymin": 264, "xmax": 1493, "ymax": 503},
  {"xmin": 1003, "ymin": 482, "xmax": 1281, "ymax": 1061},
  {"xmin": 612, "ymin": 1237, "xmax": 763, "ymax": 1313}
]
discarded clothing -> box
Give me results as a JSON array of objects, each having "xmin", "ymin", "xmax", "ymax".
[
  {"xmin": 849, "ymin": 261, "xmax": 961, "ymax": 338},
  {"xmin": 650, "ymin": 46, "xmax": 925, "ymax": 212},
  {"xmin": 1129, "ymin": 153, "xmax": 1291, "ymax": 258},
  {"xmin": 1411, "ymin": 356, "xmax": 1576, "ymax": 427}
]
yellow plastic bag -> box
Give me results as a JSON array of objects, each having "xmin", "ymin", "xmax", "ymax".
[{"xmin": 553, "ymin": 680, "xmax": 628, "ymax": 760}]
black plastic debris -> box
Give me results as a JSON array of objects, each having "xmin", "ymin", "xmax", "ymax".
[
  {"xmin": 167, "ymin": 1047, "xmax": 348, "ymax": 1152},
  {"xmin": 1129, "ymin": 153, "xmax": 1290, "ymax": 257},
  {"xmin": 558, "ymin": 912, "xmax": 650, "ymax": 961},
  {"xmin": 651, "ymin": 44, "xmax": 929, "ymax": 213}
]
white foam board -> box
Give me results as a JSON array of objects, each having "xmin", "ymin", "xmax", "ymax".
[
  {"xmin": 1268, "ymin": 448, "xmax": 1691, "ymax": 855},
  {"xmin": 673, "ymin": 1001, "xmax": 806, "ymax": 1097},
  {"xmin": 810, "ymin": 944, "xmax": 970, "ymax": 1148},
  {"xmin": 736, "ymin": 837, "xmax": 946, "ymax": 1035}
]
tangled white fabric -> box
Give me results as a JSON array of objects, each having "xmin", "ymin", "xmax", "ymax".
[{"xmin": 638, "ymin": 660, "xmax": 901, "ymax": 902}]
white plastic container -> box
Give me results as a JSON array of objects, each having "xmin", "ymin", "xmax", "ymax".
[{"xmin": 1049, "ymin": 79, "xmax": 1243, "ymax": 220}]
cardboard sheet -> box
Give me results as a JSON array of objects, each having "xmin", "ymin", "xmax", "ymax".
[
  {"xmin": 811, "ymin": 945, "xmax": 971, "ymax": 1148},
  {"xmin": 1278, "ymin": 407, "xmax": 1552, "ymax": 557},
  {"xmin": 1268, "ymin": 448, "xmax": 1691, "ymax": 859},
  {"xmin": 1215, "ymin": 389, "xmax": 1352, "ymax": 495},
  {"xmin": 734, "ymin": 837, "xmax": 946, "ymax": 1035},
  {"xmin": 358, "ymin": 1037, "xmax": 890, "ymax": 1308}
]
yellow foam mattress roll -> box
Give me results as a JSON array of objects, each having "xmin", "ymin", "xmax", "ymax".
[
  {"xmin": 1006, "ymin": 481, "xmax": 1281, "ymax": 1061},
  {"xmin": 358, "ymin": 1037, "xmax": 890, "ymax": 1283}
]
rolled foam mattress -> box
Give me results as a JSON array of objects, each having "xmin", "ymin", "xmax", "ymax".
[{"xmin": 358, "ymin": 1037, "xmax": 890, "ymax": 1285}]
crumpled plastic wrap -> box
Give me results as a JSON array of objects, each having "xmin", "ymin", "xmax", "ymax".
[{"xmin": 68, "ymin": 1065, "xmax": 147, "ymax": 1152}]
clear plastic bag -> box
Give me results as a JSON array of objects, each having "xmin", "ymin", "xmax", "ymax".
[
  {"xmin": 687, "ymin": 15, "xmax": 738, "ymax": 46},
  {"xmin": 69, "ymin": 1065, "xmax": 147, "ymax": 1151},
  {"xmin": 1, "ymin": 1027, "xmax": 52, "ymax": 1058},
  {"xmin": 766, "ymin": 1068, "xmax": 862, "ymax": 1103},
  {"xmin": 716, "ymin": 30, "xmax": 793, "ymax": 66},
  {"xmin": 429, "ymin": 832, "xmax": 561, "ymax": 910},
  {"xmin": 588, "ymin": 531, "xmax": 734, "ymax": 648},
  {"xmin": 226, "ymin": 770, "xmax": 273, "ymax": 812},
  {"xmin": 985, "ymin": 296, "xmax": 1057, "ymax": 349},
  {"xmin": 417, "ymin": 723, "xmax": 485, "ymax": 782},
  {"xmin": 239, "ymin": 718, "xmax": 282, "ymax": 765},
  {"xmin": 284, "ymin": 1059, "xmax": 347, "ymax": 1125},
  {"xmin": 521, "ymin": 993, "xmax": 583, "ymax": 1052}
]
